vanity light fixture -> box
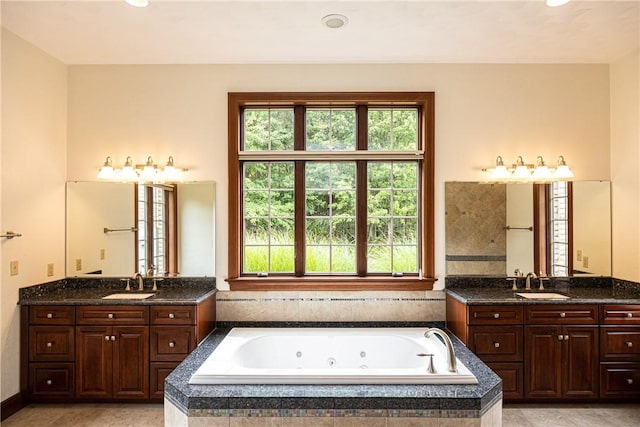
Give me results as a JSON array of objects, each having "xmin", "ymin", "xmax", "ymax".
[
  {"xmin": 97, "ymin": 156, "xmax": 116, "ymax": 179},
  {"xmin": 483, "ymin": 155, "xmax": 573, "ymax": 182},
  {"xmin": 97, "ymin": 156, "xmax": 186, "ymax": 183}
]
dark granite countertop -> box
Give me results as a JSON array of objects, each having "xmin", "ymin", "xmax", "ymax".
[
  {"xmin": 444, "ymin": 275, "xmax": 640, "ymax": 305},
  {"xmin": 165, "ymin": 323, "xmax": 502, "ymax": 415},
  {"xmin": 18, "ymin": 277, "xmax": 216, "ymax": 306}
]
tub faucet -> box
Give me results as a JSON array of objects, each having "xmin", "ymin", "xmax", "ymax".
[
  {"xmin": 525, "ymin": 272, "xmax": 537, "ymax": 290},
  {"xmin": 424, "ymin": 328, "xmax": 457, "ymax": 373},
  {"xmin": 133, "ymin": 272, "xmax": 144, "ymax": 291}
]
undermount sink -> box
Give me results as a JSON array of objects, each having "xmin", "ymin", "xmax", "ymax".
[
  {"xmin": 516, "ymin": 292, "xmax": 569, "ymax": 300},
  {"xmin": 102, "ymin": 293, "xmax": 155, "ymax": 300}
]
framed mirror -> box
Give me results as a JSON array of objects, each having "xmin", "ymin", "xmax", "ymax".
[
  {"xmin": 445, "ymin": 181, "xmax": 611, "ymax": 277},
  {"xmin": 66, "ymin": 181, "xmax": 215, "ymax": 277}
]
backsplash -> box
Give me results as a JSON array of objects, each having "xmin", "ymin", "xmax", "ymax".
[{"xmin": 216, "ymin": 290, "xmax": 446, "ymax": 322}]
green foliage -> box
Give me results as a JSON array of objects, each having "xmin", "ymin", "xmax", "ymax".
[{"xmin": 241, "ymin": 107, "xmax": 420, "ymax": 274}]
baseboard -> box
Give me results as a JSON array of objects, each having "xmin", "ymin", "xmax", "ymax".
[{"xmin": 1, "ymin": 393, "xmax": 24, "ymax": 421}]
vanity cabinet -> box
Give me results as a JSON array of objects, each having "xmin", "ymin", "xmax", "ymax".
[
  {"xmin": 446, "ymin": 295, "xmax": 639, "ymax": 401},
  {"xmin": 27, "ymin": 306, "xmax": 75, "ymax": 401},
  {"xmin": 149, "ymin": 306, "xmax": 198, "ymax": 399},
  {"xmin": 21, "ymin": 292, "xmax": 216, "ymax": 403},
  {"xmin": 446, "ymin": 298, "xmax": 524, "ymax": 399},
  {"xmin": 599, "ymin": 304, "xmax": 640, "ymax": 398},
  {"xmin": 76, "ymin": 306, "xmax": 149, "ymax": 400},
  {"xmin": 525, "ymin": 305, "xmax": 599, "ymax": 399}
]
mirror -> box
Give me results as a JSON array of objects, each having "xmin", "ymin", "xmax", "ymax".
[
  {"xmin": 445, "ymin": 181, "xmax": 611, "ymax": 277},
  {"xmin": 66, "ymin": 181, "xmax": 215, "ymax": 277}
]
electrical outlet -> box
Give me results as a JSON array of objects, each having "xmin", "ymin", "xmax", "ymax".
[
  {"xmin": 75, "ymin": 258, "xmax": 82, "ymax": 271},
  {"xmin": 10, "ymin": 260, "xmax": 19, "ymax": 276},
  {"xmin": 583, "ymin": 256, "xmax": 589, "ymax": 269},
  {"xmin": 47, "ymin": 263, "xmax": 54, "ymax": 277},
  {"xmin": 100, "ymin": 249, "xmax": 105, "ymax": 260},
  {"xmin": 576, "ymin": 250, "xmax": 582, "ymax": 261}
]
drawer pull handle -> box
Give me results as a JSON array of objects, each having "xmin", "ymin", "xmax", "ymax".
[
  {"xmin": 626, "ymin": 341, "xmax": 633, "ymax": 348},
  {"xmin": 46, "ymin": 313, "xmax": 53, "ymax": 319},
  {"xmin": 105, "ymin": 336, "xmax": 110, "ymax": 341},
  {"xmin": 494, "ymin": 342, "xmax": 500, "ymax": 348},
  {"xmin": 493, "ymin": 313, "xmax": 500, "ymax": 319},
  {"xmin": 560, "ymin": 312, "xmax": 566, "ymax": 318},
  {"xmin": 46, "ymin": 380, "xmax": 52, "ymax": 385},
  {"xmin": 564, "ymin": 335, "xmax": 569, "ymax": 341},
  {"xmin": 558, "ymin": 335, "xmax": 564, "ymax": 341},
  {"xmin": 46, "ymin": 342, "xmax": 53, "ymax": 348},
  {"xmin": 627, "ymin": 379, "xmax": 634, "ymax": 385},
  {"xmin": 169, "ymin": 341, "xmax": 175, "ymax": 348},
  {"xmin": 107, "ymin": 313, "xmax": 114, "ymax": 319},
  {"xmin": 627, "ymin": 313, "xmax": 634, "ymax": 318},
  {"xmin": 110, "ymin": 335, "xmax": 116, "ymax": 341},
  {"xmin": 168, "ymin": 313, "xmax": 175, "ymax": 319}
]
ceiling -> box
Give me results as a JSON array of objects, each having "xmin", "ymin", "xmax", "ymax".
[{"xmin": 2, "ymin": 0, "xmax": 638, "ymax": 64}]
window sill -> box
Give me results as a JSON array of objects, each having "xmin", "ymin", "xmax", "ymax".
[{"xmin": 227, "ymin": 276, "xmax": 436, "ymax": 291}]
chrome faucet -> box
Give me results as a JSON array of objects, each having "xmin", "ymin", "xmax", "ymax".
[
  {"xmin": 133, "ymin": 272, "xmax": 144, "ymax": 291},
  {"xmin": 424, "ymin": 328, "xmax": 457, "ymax": 373},
  {"xmin": 525, "ymin": 272, "xmax": 537, "ymax": 290}
]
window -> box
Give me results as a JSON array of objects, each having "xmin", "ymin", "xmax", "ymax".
[
  {"xmin": 547, "ymin": 181, "xmax": 572, "ymax": 276},
  {"xmin": 228, "ymin": 92, "xmax": 434, "ymax": 290},
  {"xmin": 136, "ymin": 183, "xmax": 177, "ymax": 275},
  {"xmin": 533, "ymin": 181, "xmax": 573, "ymax": 276}
]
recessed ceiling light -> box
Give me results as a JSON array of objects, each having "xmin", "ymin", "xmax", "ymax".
[
  {"xmin": 125, "ymin": 0, "xmax": 149, "ymax": 8},
  {"xmin": 546, "ymin": 0, "xmax": 571, "ymax": 7},
  {"xmin": 322, "ymin": 14, "xmax": 349, "ymax": 29}
]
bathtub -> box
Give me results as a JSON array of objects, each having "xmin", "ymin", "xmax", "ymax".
[{"xmin": 188, "ymin": 327, "xmax": 478, "ymax": 385}]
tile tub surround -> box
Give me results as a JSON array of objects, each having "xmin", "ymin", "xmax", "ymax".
[
  {"xmin": 164, "ymin": 324, "xmax": 503, "ymax": 426},
  {"xmin": 18, "ymin": 276, "xmax": 217, "ymax": 305},
  {"xmin": 444, "ymin": 275, "xmax": 640, "ymax": 304},
  {"xmin": 216, "ymin": 290, "xmax": 446, "ymax": 322}
]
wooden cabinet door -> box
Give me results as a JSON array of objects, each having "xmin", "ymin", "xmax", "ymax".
[
  {"xmin": 112, "ymin": 326, "xmax": 149, "ymax": 400},
  {"xmin": 563, "ymin": 326, "xmax": 599, "ymax": 399},
  {"xmin": 525, "ymin": 325, "xmax": 562, "ymax": 399},
  {"xmin": 76, "ymin": 326, "xmax": 112, "ymax": 399}
]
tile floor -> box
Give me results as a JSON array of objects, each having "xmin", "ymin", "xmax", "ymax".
[{"xmin": 2, "ymin": 403, "xmax": 639, "ymax": 427}]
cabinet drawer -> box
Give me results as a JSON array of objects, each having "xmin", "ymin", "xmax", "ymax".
[
  {"xmin": 469, "ymin": 305, "xmax": 523, "ymax": 325},
  {"xmin": 600, "ymin": 327, "xmax": 640, "ymax": 361},
  {"xmin": 150, "ymin": 362, "xmax": 180, "ymax": 400},
  {"xmin": 601, "ymin": 305, "xmax": 640, "ymax": 325},
  {"xmin": 150, "ymin": 326, "xmax": 197, "ymax": 361},
  {"xmin": 29, "ymin": 326, "xmax": 74, "ymax": 362},
  {"xmin": 30, "ymin": 306, "xmax": 75, "ymax": 325},
  {"xmin": 77, "ymin": 306, "xmax": 148, "ymax": 325},
  {"xmin": 600, "ymin": 363, "xmax": 640, "ymax": 398},
  {"xmin": 29, "ymin": 363, "xmax": 74, "ymax": 400},
  {"xmin": 485, "ymin": 362, "xmax": 524, "ymax": 400},
  {"xmin": 524, "ymin": 304, "xmax": 598, "ymax": 324},
  {"xmin": 469, "ymin": 326, "xmax": 523, "ymax": 362},
  {"xmin": 150, "ymin": 306, "xmax": 196, "ymax": 325}
]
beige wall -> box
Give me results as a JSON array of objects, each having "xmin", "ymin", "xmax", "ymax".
[
  {"xmin": 1, "ymin": 29, "xmax": 67, "ymax": 401},
  {"xmin": 611, "ymin": 50, "xmax": 640, "ymax": 282},
  {"xmin": 66, "ymin": 63, "xmax": 612, "ymax": 287}
]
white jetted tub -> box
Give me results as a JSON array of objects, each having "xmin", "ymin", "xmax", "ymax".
[{"xmin": 189, "ymin": 327, "xmax": 478, "ymax": 385}]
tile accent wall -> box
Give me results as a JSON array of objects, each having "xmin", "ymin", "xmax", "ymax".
[
  {"xmin": 216, "ymin": 291, "xmax": 446, "ymax": 322},
  {"xmin": 445, "ymin": 182, "xmax": 507, "ymax": 275}
]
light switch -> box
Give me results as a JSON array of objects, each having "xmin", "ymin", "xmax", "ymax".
[
  {"xmin": 47, "ymin": 263, "xmax": 54, "ymax": 276},
  {"xmin": 75, "ymin": 258, "xmax": 82, "ymax": 271},
  {"xmin": 10, "ymin": 260, "xmax": 19, "ymax": 276}
]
